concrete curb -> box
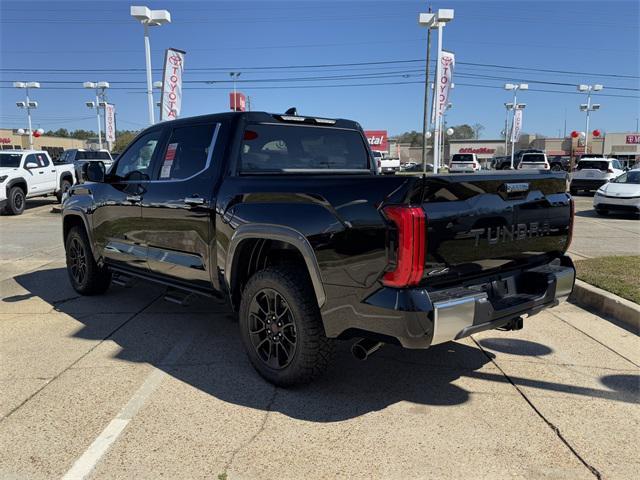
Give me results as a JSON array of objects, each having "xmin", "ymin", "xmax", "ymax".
[{"xmin": 570, "ymin": 279, "xmax": 640, "ymax": 333}]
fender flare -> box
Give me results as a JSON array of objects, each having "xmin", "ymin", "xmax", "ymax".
[
  {"xmin": 62, "ymin": 210, "xmax": 98, "ymax": 262},
  {"xmin": 225, "ymin": 224, "xmax": 326, "ymax": 308},
  {"xmin": 5, "ymin": 177, "xmax": 28, "ymax": 197}
]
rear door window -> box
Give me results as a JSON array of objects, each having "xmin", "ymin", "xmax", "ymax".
[
  {"xmin": 240, "ymin": 124, "xmax": 370, "ymax": 172},
  {"xmin": 156, "ymin": 123, "xmax": 217, "ymax": 180}
]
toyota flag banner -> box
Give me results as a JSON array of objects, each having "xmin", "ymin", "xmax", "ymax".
[
  {"xmin": 511, "ymin": 108, "xmax": 523, "ymax": 142},
  {"xmin": 105, "ymin": 103, "xmax": 116, "ymax": 143},
  {"xmin": 431, "ymin": 50, "xmax": 455, "ymax": 123},
  {"xmin": 160, "ymin": 48, "xmax": 186, "ymax": 121}
]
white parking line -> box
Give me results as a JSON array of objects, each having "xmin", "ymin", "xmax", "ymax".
[{"xmin": 61, "ymin": 327, "xmax": 197, "ymax": 480}]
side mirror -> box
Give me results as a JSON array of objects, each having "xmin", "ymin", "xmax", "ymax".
[
  {"xmin": 25, "ymin": 161, "xmax": 38, "ymax": 169},
  {"xmin": 82, "ymin": 161, "xmax": 105, "ymax": 183}
]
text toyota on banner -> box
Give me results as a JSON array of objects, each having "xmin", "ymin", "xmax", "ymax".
[
  {"xmin": 511, "ymin": 108, "xmax": 523, "ymax": 142},
  {"xmin": 432, "ymin": 50, "xmax": 455, "ymax": 123},
  {"xmin": 160, "ymin": 48, "xmax": 186, "ymax": 121},
  {"xmin": 105, "ymin": 104, "xmax": 116, "ymax": 143}
]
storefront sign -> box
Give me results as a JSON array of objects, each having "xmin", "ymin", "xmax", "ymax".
[
  {"xmin": 459, "ymin": 147, "xmax": 496, "ymax": 154},
  {"xmin": 0, "ymin": 137, "xmax": 11, "ymax": 144},
  {"xmin": 160, "ymin": 48, "xmax": 186, "ymax": 121},
  {"xmin": 229, "ymin": 92, "xmax": 246, "ymax": 111},
  {"xmin": 364, "ymin": 130, "xmax": 388, "ymax": 151},
  {"xmin": 626, "ymin": 134, "xmax": 640, "ymax": 144}
]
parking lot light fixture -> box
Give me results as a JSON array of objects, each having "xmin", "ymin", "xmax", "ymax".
[
  {"xmin": 504, "ymin": 83, "xmax": 528, "ymax": 168},
  {"xmin": 229, "ymin": 72, "xmax": 241, "ymax": 111},
  {"xmin": 577, "ymin": 84, "xmax": 604, "ymax": 155},
  {"xmin": 131, "ymin": 5, "xmax": 171, "ymax": 125},
  {"xmin": 84, "ymin": 81, "xmax": 110, "ymax": 149},
  {"xmin": 14, "ymin": 81, "xmax": 40, "ymax": 149}
]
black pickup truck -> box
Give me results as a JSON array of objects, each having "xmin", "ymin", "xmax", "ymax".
[{"xmin": 62, "ymin": 111, "xmax": 575, "ymax": 386}]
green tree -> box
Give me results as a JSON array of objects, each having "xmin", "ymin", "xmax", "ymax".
[{"xmin": 113, "ymin": 130, "xmax": 139, "ymax": 152}]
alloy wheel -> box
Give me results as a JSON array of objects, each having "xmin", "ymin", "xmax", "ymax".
[
  {"xmin": 248, "ymin": 288, "xmax": 297, "ymax": 369},
  {"xmin": 68, "ymin": 237, "xmax": 87, "ymax": 285}
]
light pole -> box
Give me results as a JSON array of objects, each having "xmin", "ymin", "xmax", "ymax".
[
  {"xmin": 578, "ymin": 84, "xmax": 603, "ymax": 156},
  {"xmin": 13, "ymin": 82, "xmax": 40, "ymax": 150},
  {"xmin": 418, "ymin": 8, "xmax": 436, "ymax": 172},
  {"xmin": 504, "ymin": 83, "xmax": 528, "ymax": 168},
  {"xmin": 440, "ymin": 102, "xmax": 452, "ymax": 165},
  {"xmin": 131, "ymin": 6, "xmax": 171, "ymax": 125},
  {"xmin": 83, "ymin": 81, "xmax": 109, "ymax": 149},
  {"xmin": 503, "ymin": 102, "xmax": 514, "ymax": 155},
  {"xmin": 153, "ymin": 80, "xmax": 163, "ymax": 119},
  {"xmin": 431, "ymin": 9, "xmax": 454, "ymax": 174},
  {"xmin": 230, "ymin": 72, "xmax": 241, "ymax": 111}
]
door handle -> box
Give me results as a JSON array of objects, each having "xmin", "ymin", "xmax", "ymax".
[
  {"xmin": 39, "ymin": 171, "xmax": 45, "ymax": 175},
  {"xmin": 126, "ymin": 194, "xmax": 142, "ymax": 203},
  {"xmin": 184, "ymin": 196, "xmax": 206, "ymax": 205}
]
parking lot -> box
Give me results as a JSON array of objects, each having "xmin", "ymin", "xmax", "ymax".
[{"xmin": 1, "ymin": 200, "xmax": 638, "ymax": 479}]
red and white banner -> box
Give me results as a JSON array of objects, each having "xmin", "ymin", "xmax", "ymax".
[
  {"xmin": 432, "ymin": 50, "xmax": 455, "ymax": 123},
  {"xmin": 230, "ymin": 92, "xmax": 246, "ymax": 112},
  {"xmin": 104, "ymin": 104, "xmax": 116, "ymax": 143},
  {"xmin": 160, "ymin": 48, "xmax": 186, "ymax": 121},
  {"xmin": 511, "ymin": 108, "xmax": 523, "ymax": 142},
  {"xmin": 364, "ymin": 130, "xmax": 388, "ymax": 151}
]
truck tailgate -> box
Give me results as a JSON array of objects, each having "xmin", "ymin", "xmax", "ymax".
[{"xmin": 418, "ymin": 172, "xmax": 571, "ymax": 286}]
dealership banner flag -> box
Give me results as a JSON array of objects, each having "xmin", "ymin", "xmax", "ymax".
[
  {"xmin": 160, "ymin": 48, "xmax": 186, "ymax": 121},
  {"xmin": 511, "ymin": 108, "xmax": 523, "ymax": 142},
  {"xmin": 431, "ymin": 50, "xmax": 455, "ymax": 123},
  {"xmin": 105, "ymin": 103, "xmax": 116, "ymax": 143}
]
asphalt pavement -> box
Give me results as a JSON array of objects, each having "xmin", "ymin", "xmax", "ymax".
[{"xmin": 0, "ymin": 200, "xmax": 638, "ymax": 479}]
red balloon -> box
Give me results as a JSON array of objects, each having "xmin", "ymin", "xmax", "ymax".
[
  {"xmin": 33, "ymin": 131, "xmax": 41, "ymax": 138},
  {"xmin": 571, "ymin": 130, "xmax": 579, "ymax": 138},
  {"xmin": 592, "ymin": 129, "xmax": 601, "ymax": 137}
]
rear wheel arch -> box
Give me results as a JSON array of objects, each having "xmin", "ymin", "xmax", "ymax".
[{"xmin": 226, "ymin": 225, "xmax": 326, "ymax": 311}]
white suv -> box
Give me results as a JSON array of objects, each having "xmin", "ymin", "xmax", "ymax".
[
  {"xmin": 570, "ymin": 157, "xmax": 624, "ymax": 194},
  {"xmin": 0, "ymin": 150, "xmax": 75, "ymax": 215},
  {"xmin": 449, "ymin": 153, "xmax": 481, "ymax": 173}
]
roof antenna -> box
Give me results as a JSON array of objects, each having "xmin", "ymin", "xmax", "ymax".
[{"xmin": 285, "ymin": 107, "xmax": 297, "ymax": 115}]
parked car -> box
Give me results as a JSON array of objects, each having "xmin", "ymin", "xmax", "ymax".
[
  {"xmin": 0, "ymin": 150, "xmax": 75, "ymax": 215},
  {"xmin": 403, "ymin": 162, "xmax": 433, "ymax": 172},
  {"xmin": 62, "ymin": 110, "xmax": 575, "ymax": 386},
  {"xmin": 449, "ymin": 153, "xmax": 481, "ymax": 173},
  {"xmin": 59, "ymin": 149, "xmax": 114, "ymax": 183},
  {"xmin": 493, "ymin": 149, "xmax": 546, "ymax": 170},
  {"xmin": 549, "ymin": 156, "xmax": 571, "ymax": 171},
  {"xmin": 517, "ymin": 152, "xmax": 550, "ymax": 170},
  {"xmin": 570, "ymin": 157, "xmax": 625, "ymax": 194},
  {"xmin": 593, "ymin": 168, "xmax": 640, "ymax": 216},
  {"xmin": 376, "ymin": 153, "xmax": 400, "ymax": 175}
]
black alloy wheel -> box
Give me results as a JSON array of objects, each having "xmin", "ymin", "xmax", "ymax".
[
  {"xmin": 248, "ymin": 288, "xmax": 297, "ymax": 369},
  {"xmin": 68, "ymin": 236, "xmax": 88, "ymax": 286}
]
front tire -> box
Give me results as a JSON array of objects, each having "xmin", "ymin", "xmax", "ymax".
[
  {"xmin": 56, "ymin": 179, "xmax": 72, "ymax": 203},
  {"xmin": 5, "ymin": 186, "xmax": 26, "ymax": 215},
  {"xmin": 239, "ymin": 266, "xmax": 334, "ymax": 386},
  {"xmin": 595, "ymin": 208, "xmax": 608, "ymax": 216},
  {"xmin": 65, "ymin": 226, "xmax": 111, "ymax": 295}
]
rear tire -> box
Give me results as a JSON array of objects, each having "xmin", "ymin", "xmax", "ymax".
[
  {"xmin": 570, "ymin": 187, "xmax": 578, "ymax": 195},
  {"xmin": 65, "ymin": 226, "xmax": 111, "ymax": 295},
  {"xmin": 239, "ymin": 266, "xmax": 334, "ymax": 387},
  {"xmin": 56, "ymin": 179, "xmax": 72, "ymax": 203},
  {"xmin": 5, "ymin": 186, "xmax": 26, "ymax": 215}
]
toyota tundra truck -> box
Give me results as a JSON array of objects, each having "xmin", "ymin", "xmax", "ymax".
[
  {"xmin": 62, "ymin": 111, "xmax": 576, "ymax": 386},
  {"xmin": 1, "ymin": 150, "xmax": 75, "ymax": 215}
]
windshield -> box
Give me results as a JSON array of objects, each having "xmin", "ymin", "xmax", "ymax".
[
  {"xmin": 451, "ymin": 154, "xmax": 474, "ymax": 163},
  {"xmin": 613, "ymin": 171, "xmax": 640, "ymax": 184},
  {"xmin": 521, "ymin": 154, "xmax": 546, "ymax": 163},
  {"xmin": 240, "ymin": 124, "xmax": 370, "ymax": 172},
  {"xmin": 577, "ymin": 161, "xmax": 609, "ymax": 171},
  {"xmin": 0, "ymin": 153, "xmax": 22, "ymax": 168}
]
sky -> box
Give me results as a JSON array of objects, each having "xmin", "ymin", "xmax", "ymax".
[{"xmin": 0, "ymin": 0, "xmax": 639, "ymax": 138}]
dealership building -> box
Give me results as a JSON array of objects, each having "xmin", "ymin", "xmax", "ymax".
[{"xmin": 0, "ymin": 129, "xmax": 87, "ymax": 160}]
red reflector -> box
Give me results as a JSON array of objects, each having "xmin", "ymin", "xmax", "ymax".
[{"xmin": 382, "ymin": 206, "xmax": 426, "ymax": 287}]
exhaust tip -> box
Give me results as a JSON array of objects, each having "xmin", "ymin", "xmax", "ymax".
[{"xmin": 351, "ymin": 339, "xmax": 383, "ymax": 361}]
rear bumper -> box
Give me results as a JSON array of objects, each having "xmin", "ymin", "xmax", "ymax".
[
  {"xmin": 571, "ymin": 178, "xmax": 607, "ymax": 190},
  {"xmin": 321, "ymin": 256, "xmax": 575, "ymax": 349}
]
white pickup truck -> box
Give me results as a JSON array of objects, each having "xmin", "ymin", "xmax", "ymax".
[{"xmin": 0, "ymin": 150, "xmax": 75, "ymax": 215}]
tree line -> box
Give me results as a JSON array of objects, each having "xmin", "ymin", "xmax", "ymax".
[
  {"xmin": 43, "ymin": 128, "xmax": 140, "ymax": 152},
  {"xmin": 391, "ymin": 123, "xmax": 485, "ymax": 147}
]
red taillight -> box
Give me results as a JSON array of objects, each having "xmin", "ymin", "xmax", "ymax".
[
  {"xmin": 382, "ymin": 206, "xmax": 426, "ymax": 287},
  {"xmin": 566, "ymin": 198, "xmax": 575, "ymax": 251}
]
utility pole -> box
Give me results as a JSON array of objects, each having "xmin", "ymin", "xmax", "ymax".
[{"xmin": 420, "ymin": 5, "xmax": 432, "ymax": 173}]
